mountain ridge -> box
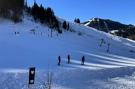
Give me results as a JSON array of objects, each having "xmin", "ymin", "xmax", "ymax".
[{"xmin": 83, "ymin": 18, "xmax": 135, "ymax": 40}]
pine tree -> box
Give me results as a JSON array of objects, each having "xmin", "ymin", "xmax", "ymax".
[
  {"xmin": 25, "ymin": 3, "xmax": 61, "ymax": 33},
  {"xmin": 62, "ymin": 21, "xmax": 67, "ymax": 29},
  {"xmin": 74, "ymin": 18, "xmax": 80, "ymax": 23},
  {"xmin": 76, "ymin": 18, "xmax": 80, "ymax": 23},
  {"xmin": 0, "ymin": 0, "xmax": 24, "ymax": 22},
  {"xmin": 25, "ymin": 1, "xmax": 31, "ymax": 14},
  {"xmin": 31, "ymin": 2, "xmax": 39, "ymax": 21},
  {"xmin": 74, "ymin": 18, "xmax": 77, "ymax": 23},
  {"xmin": 39, "ymin": 4, "xmax": 46, "ymax": 23},
  {"xmin": 46, "ymin": 7, "xmax": 54, "ymax": 24}
]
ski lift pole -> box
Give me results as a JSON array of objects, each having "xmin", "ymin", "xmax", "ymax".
[
  {"xmin": 45, "ymin": 58, "xmax": 53, "ymax": 89},
  {"xmin": 50, "ymin": 28, "xmax": 53, "ymax": 38},
  {"xmin": 48, "ymin": 58, "xmax": 50, "ymax": 88},
  {"xmin": 97, "ymin": 18, "xmax": 104, "ymax": 46},
  {"xmin": 104, "ymin": 21, "xmax": 109, "ymax": 33},
  {"xmin": 97, "ymin": 18, "xmax": 100, "ymax": 30},
  {"xmin": 48, "ymin": 72, "xmax": 53, "ymax": 89},
  {"xmin": 104, "ymin": 21, "xmax": 112, "ymax": 53}
]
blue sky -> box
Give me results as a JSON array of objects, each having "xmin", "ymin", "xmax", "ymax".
[{"xmin": 27, "ymin": 0, "xmax": 135, "ymax": 25}]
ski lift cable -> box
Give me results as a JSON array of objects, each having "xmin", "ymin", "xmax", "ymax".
[
  {"xmin": 97, "ymin": 18, "xmax": 106, "ymax": 45},
  {"xmin": 104, "ymin": 21, "xmax": 109, "ymax": 33}
]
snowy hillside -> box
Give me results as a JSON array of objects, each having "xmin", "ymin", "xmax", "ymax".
[{"xmin": 0, "ymin": 16, "xmax": 135, "ymax": 89}]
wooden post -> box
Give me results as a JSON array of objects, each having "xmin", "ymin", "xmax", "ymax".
[{"xmin": 48, "ymin": 72, "xmax": 53, "ymax": 89}]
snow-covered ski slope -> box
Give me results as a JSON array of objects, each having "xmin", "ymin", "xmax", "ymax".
[{"xmin": 0, "ymin": 17, "xmax": 135, "ymax": 89}]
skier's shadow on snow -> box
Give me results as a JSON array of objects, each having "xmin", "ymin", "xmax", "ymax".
[{"xmin": 61, "ymin": 58, "xmax": 105, "ymax": 69}]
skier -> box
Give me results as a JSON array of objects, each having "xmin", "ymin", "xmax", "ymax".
[
  {"xmin": 100, "ymin": 38, "xmax": 105, "ymax": 47},
  {"xmin": 81, "ymin": 56, "xmax": 85, "ymax": 65},
  {"xmin": 58, "ymin": 56, "xmax": 61, "ymax": 66},
  {"xmin": 15, "ymin": 32, "xmax": 16, "ymax": 35},
  {"xmin": 107, "ymin": 43, "xmax": 110, "ymax": 53},
  {"xmin": 67, "ymin": 54, "xmax": 70, "ymax": 64}
]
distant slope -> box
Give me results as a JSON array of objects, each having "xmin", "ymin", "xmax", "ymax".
[
  {"xmin": 0, "ymin": 15, "xmax": 135, "ymax": 68},
  {"xmin": 0, "ymin": 16, "xmax": 135, "ymax": 89},
  {"xmin": 83, "ymin": 18, "xmax": 135, "ymax": 39}
]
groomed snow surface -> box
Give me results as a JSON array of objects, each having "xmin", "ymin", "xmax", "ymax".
[{"xmin": 0, "ymin": 17, "xmax": 135, "ymax": 89}]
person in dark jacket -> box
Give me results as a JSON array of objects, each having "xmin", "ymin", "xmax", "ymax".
[
  {"xmin": 81, "ymin": 56, "xmax": 85, "ymax": 65},
  {"xmin": 58, "ymin": 56, "xmax": 61, "ymax": 66},
  {"xmin": 67, "ymin": 54, "xmax": 70, "ymax": 64}
]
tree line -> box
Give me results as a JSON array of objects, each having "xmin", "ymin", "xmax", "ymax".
[
  {"xmin": 0, "ymin": 0, "xmax": 81, "ymax": 33},
  {"xmin": 0, "ymin": 0, "xmax": 24, "ymax": 22},
  {"xmin": 25, "ymin": 2, "xmax": 79, "ymax": 33},
  {"xmin": 25, "ymin": 2, "xmax": 63, "ymax": 33}
]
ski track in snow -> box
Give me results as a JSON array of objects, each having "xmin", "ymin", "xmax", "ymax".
[{"xmin": 0, "ymin": 17, "xmax": 135, "ymax": 89}]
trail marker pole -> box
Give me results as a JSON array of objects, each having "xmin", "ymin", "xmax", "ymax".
[{"xmin": 28, "ymin": 67, "xmax": 36, "ymax": 88}]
